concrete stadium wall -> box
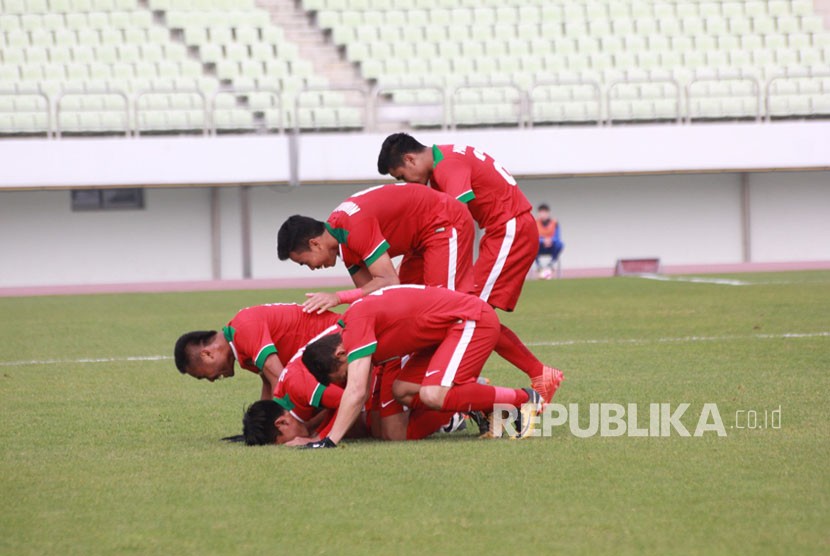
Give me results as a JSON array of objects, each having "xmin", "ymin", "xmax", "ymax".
[
  {"xmin": 0, "ymin": 187, "xmax": 214, "ymax": 287},
  {"xmin": 1, "ymin": 170, "xmax": 827, "ymax": 288}
]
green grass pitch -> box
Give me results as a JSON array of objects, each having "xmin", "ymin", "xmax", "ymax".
[{"xmin": 1, "ymin": 271, "xmax": 828, "ymax": 555}]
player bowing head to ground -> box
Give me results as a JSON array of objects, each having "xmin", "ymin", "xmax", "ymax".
[
  {"xmin": 174, "ymin": 303, "xmax": 340, "ymax": 400},
  {"xmin": 243, "ymin": 399, "xmax": 319, "ymax": 446},
  {"xmin": 276, "ymin": 183, "xmax": 474, "ymax": 315},
  {"xmin": 300, "ymin": 285, "xmax": 543, "ymax": 449},
  {"xmin": 377, "ymin": 133, "xmax": 564, "ymax": 403},
  {"xmin": 269, "ymin": 327, "xmax": 346, "ymax": 442}
]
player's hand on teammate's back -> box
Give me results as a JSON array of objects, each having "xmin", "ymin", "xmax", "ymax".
[
  {"xmin": 303, "ymin": 292, "xmax": 340, "ymax": 314},
  {"xmin": 301, "ymin": 437, "xmax": 337, "ymax": 449}
]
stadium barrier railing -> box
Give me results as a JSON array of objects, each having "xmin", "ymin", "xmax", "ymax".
[
  {"xmin": 765, "ymin": 71, "xmax": 830, "ymax": 122},
  {"xmin": 606, "ymin": 77, "xmax": 683, "ymax": 125},
  {"xmin": 0, "ymin": 89, "xmax": 53, "ymax": 138},
  {"xmin": 527, "ymin": 78, "xmax": 603, "ymax": 128},
  {"xmin": 686, "ymin": 73, "xmax": 763, "ymax": 123},
  {"xmin": 1, "ymin": 73, "xmax": 829, "ymax": 138},
  {"xmin": 370, "ymin": 84, "xmax": 448, "ymax": 130},
  {"xmin": 134, "ymin": 88, "xmax": 209, "ymax": 137}
]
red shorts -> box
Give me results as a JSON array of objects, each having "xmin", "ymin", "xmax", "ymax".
[
  {"xmin": 368, "ymin": 360, "xmax": 406, "ymax": 418},
  {"xmin": 398, "ymin": 208, "xmax": 475, "ymax": 294},
  {"xmin": 474, "ymin": 211, "xmax": 538, "ymax": 311},
  {"xmin": 398, "ymin": 305, "xmax": 500, "ymax": 388}
]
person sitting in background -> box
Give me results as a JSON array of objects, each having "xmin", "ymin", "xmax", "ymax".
[{"xmin": 535, "ymin": 204, "xmax": 564, "ymax": 280}]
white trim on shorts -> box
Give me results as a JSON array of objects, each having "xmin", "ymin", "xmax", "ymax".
[
  {"xmin": 479, "ymin": 217, "xmax": 516, "ymax": 303},
  {"xmin": 447, "ymin": 227, "xmax": 458, "ymax": 291},
  {"xmin": 441, "ymin": 319, "xmax": 477, "ymax": 387}
]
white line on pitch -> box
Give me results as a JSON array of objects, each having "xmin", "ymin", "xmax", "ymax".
[
  {"xmin": 2, "ymin": 331, "xmax": 828, "ymax": 367},
  {"xmin": 527, "ymin": 331, "xmax": 830, "ymax": 347},
  {"xmin": 0, "ymin": 355, "xmax": 172, "ymax": 367},
  {"xmin": 638, "ymin": 274, "xmax": 752, "ymax": 286}
]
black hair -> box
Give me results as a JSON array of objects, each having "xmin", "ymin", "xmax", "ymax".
[
  {"xmin": 537, "ymin": 203, "xmax": 550, "ymax": 212},
  {"xmin": 174, "ymin": 330, "xmax": 217, "ymax": 374},
  {"xmin": 276, "ymin": 214, "xmax": 326, "ymax": 261},
  {"xmin": 302, "ymin": 333, "xmax": 343, "ymax": 386},
  {"xmin": 377, "ymin": 132, "xmax": 427, "ymax": 175},
  {"xmin": 242, "ymin": 400, "xmax": 286, "ymax": 445}
]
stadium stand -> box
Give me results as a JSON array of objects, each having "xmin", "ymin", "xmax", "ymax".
[
  {"xmin": 1, "ymin": 0, "xmax": 829, "ymax": 135},
  {"xmin": 0, "ymin": 0, "xmax": 361, "ymax": 134},
  {"xmin": 314, "ymin": 0, "xmax": 830, "ymax": 127}
]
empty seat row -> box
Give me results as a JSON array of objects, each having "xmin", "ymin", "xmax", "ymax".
[
  {"xmin": 305, "ymin": 0, "xmax": 815, "ymax": 17},
  {"xmin": 180, "ymin": 25, "xmax": 285, "ymax": 46},
  {"xmin": 1, "ymin": 26, "xmax": 172, "ymax": 47},
  {"xmin": 162, "ymin": 9, "xmax": 269, "ymax": 28},
  {"xmin": 1, "ymin": 0, "xmax": 137, "ymax": 13},
  {"xmin": 0, "ymin": 10, "xmax": 153, "ymax": 31},
  {"xmin": 1, "ymin": 43, "xmax": 189, "ymax": 65}
]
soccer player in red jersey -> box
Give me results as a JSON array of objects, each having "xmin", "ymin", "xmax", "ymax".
[
  {"xmin": 244, "ymin": 338, "xmax": 460, "ymax": 445},
  {"xmin": 270, "ymin": 326, "xmax": 345, "ymax": 437},
  {"xmin": 299, "ymin": 285, "xmax": 542, "ymax": 448},
  {"xmin": 241, "ymin": 399, "xmax": 321, "ymax": 445},
  {"xmin": 276, "ymin": 183, "xmax": 474, "ymax": 313},
  {"xmin": 173, "ymin": 303, "xmax": 341, "ymax": 400},
  {"xmin": 377, "ymin": 133, "xmax": 563, "ymax": 403},
  {"xmin": 242, "ymin": 330, "xmax": 349, "ymax": 446}
]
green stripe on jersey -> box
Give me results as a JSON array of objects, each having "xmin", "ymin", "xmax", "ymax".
[
  {"xmin": 347, "ymin": 265, "xmax": 361, "ymax": 276},
  {"xmin": 222, "ymin": 326, "xmax": 235, "ymax": 342},
  {"xmin": 274, "ymin": 394, "xmax": 295, "ymax": 411},
  {"xmin": 432, "ymin": 144, "xmax": 444, "ymax": 167},
  {"xmin": 347, "ymin": 342, "xmax": 377, "ymax": 363},
  {"xmin": 456, "ymin": 190, "xmax": 475, "ymax": 204},
  {"xmin": 363, "ymin": 240, "xmax": 390, "ymax": 267},
  {"xmin": 310, "ymin": 384, "xmax": 326, "ymax": 408},
  {"xmin": 325, "ymin": 222, "xmax": 349, "ymax": 244},
  {"xmin": 255, "ymin": 344, "xmax": 277, "ymax": 370}
]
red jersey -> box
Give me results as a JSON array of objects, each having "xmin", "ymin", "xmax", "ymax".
[
  {"xmin": 273, "ymin": 358, "xmax": 343, "ymax": 424},
  {"xmin": 430, "ymin": 144, "xmax": 532, "ymax": 230},
  {"xmin": 340, "ymin": 285, "xmax": 488, "ymax": 364},
  {"xmin": 326, "ymin": 183, "xmax": 468, "ymax": 275},
  {"xmin": 223, "ymin": 304, "xmax": 340, "ymax": 374}
]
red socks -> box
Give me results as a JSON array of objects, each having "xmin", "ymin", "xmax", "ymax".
[
  {"xmin": 495, "ymin": 324, "xmax": 543, "ymax": 379},
  {"xmin": 439, "ymin": 382, "xmax": 528, "ymax": 412}
]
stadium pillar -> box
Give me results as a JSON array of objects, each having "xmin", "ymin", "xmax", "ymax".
[
  {"xmin": 210, "ymin": 187, "xmax": 221, "ymax": 280},
  {"xmin": 740, "ymin": 173, "xmax": 752, "ymax": 262},
  {"xmin": 240, "ymin": 186, "xmax": 252, "ymax": 279}
]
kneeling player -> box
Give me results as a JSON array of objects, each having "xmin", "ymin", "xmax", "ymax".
[
  {"xmin": 245, "ymin": 335, "xmax": 458, "ymax": 445},
  {"xmin": 301, "ymin": 285, "xmax": 543, "ymax": 448},
  {"xmin": 303, "ymin": 335, "xmax": 466, "ymax": 441}
]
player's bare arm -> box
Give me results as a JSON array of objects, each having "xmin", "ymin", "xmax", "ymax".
[
  {"xmin": 260, "ymin": 354, "xmax": 284, "ymax": 401},
  {"xmin": 283, "ymin": 434, "xmax": 320, "ymax": 447},
  {"xmin": 302, "ymin": 253, "xmax": 399, "ymax": 314},
  {"xmin": 315, "ymin": 356, "xmax": 372, "ymax": 446}
]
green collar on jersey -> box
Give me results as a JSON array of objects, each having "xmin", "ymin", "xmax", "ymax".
[
  {"xmin": 432, "ymin": 144, "xmax": 443, "ymax": 168},
  {"xmin": 325, "ymin": 221, "xmax": 348, "ymax": 244},
  {"xmin": 222, "ymin": 325, "xmax": 235, "ymax": 342},
  {"xmin": 337, "ymin": 319, "xmax": 346, "ymax": 329},
  {"xmin": 273, "ymin": 394, "xmax": 295, "ymax": 411}
]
